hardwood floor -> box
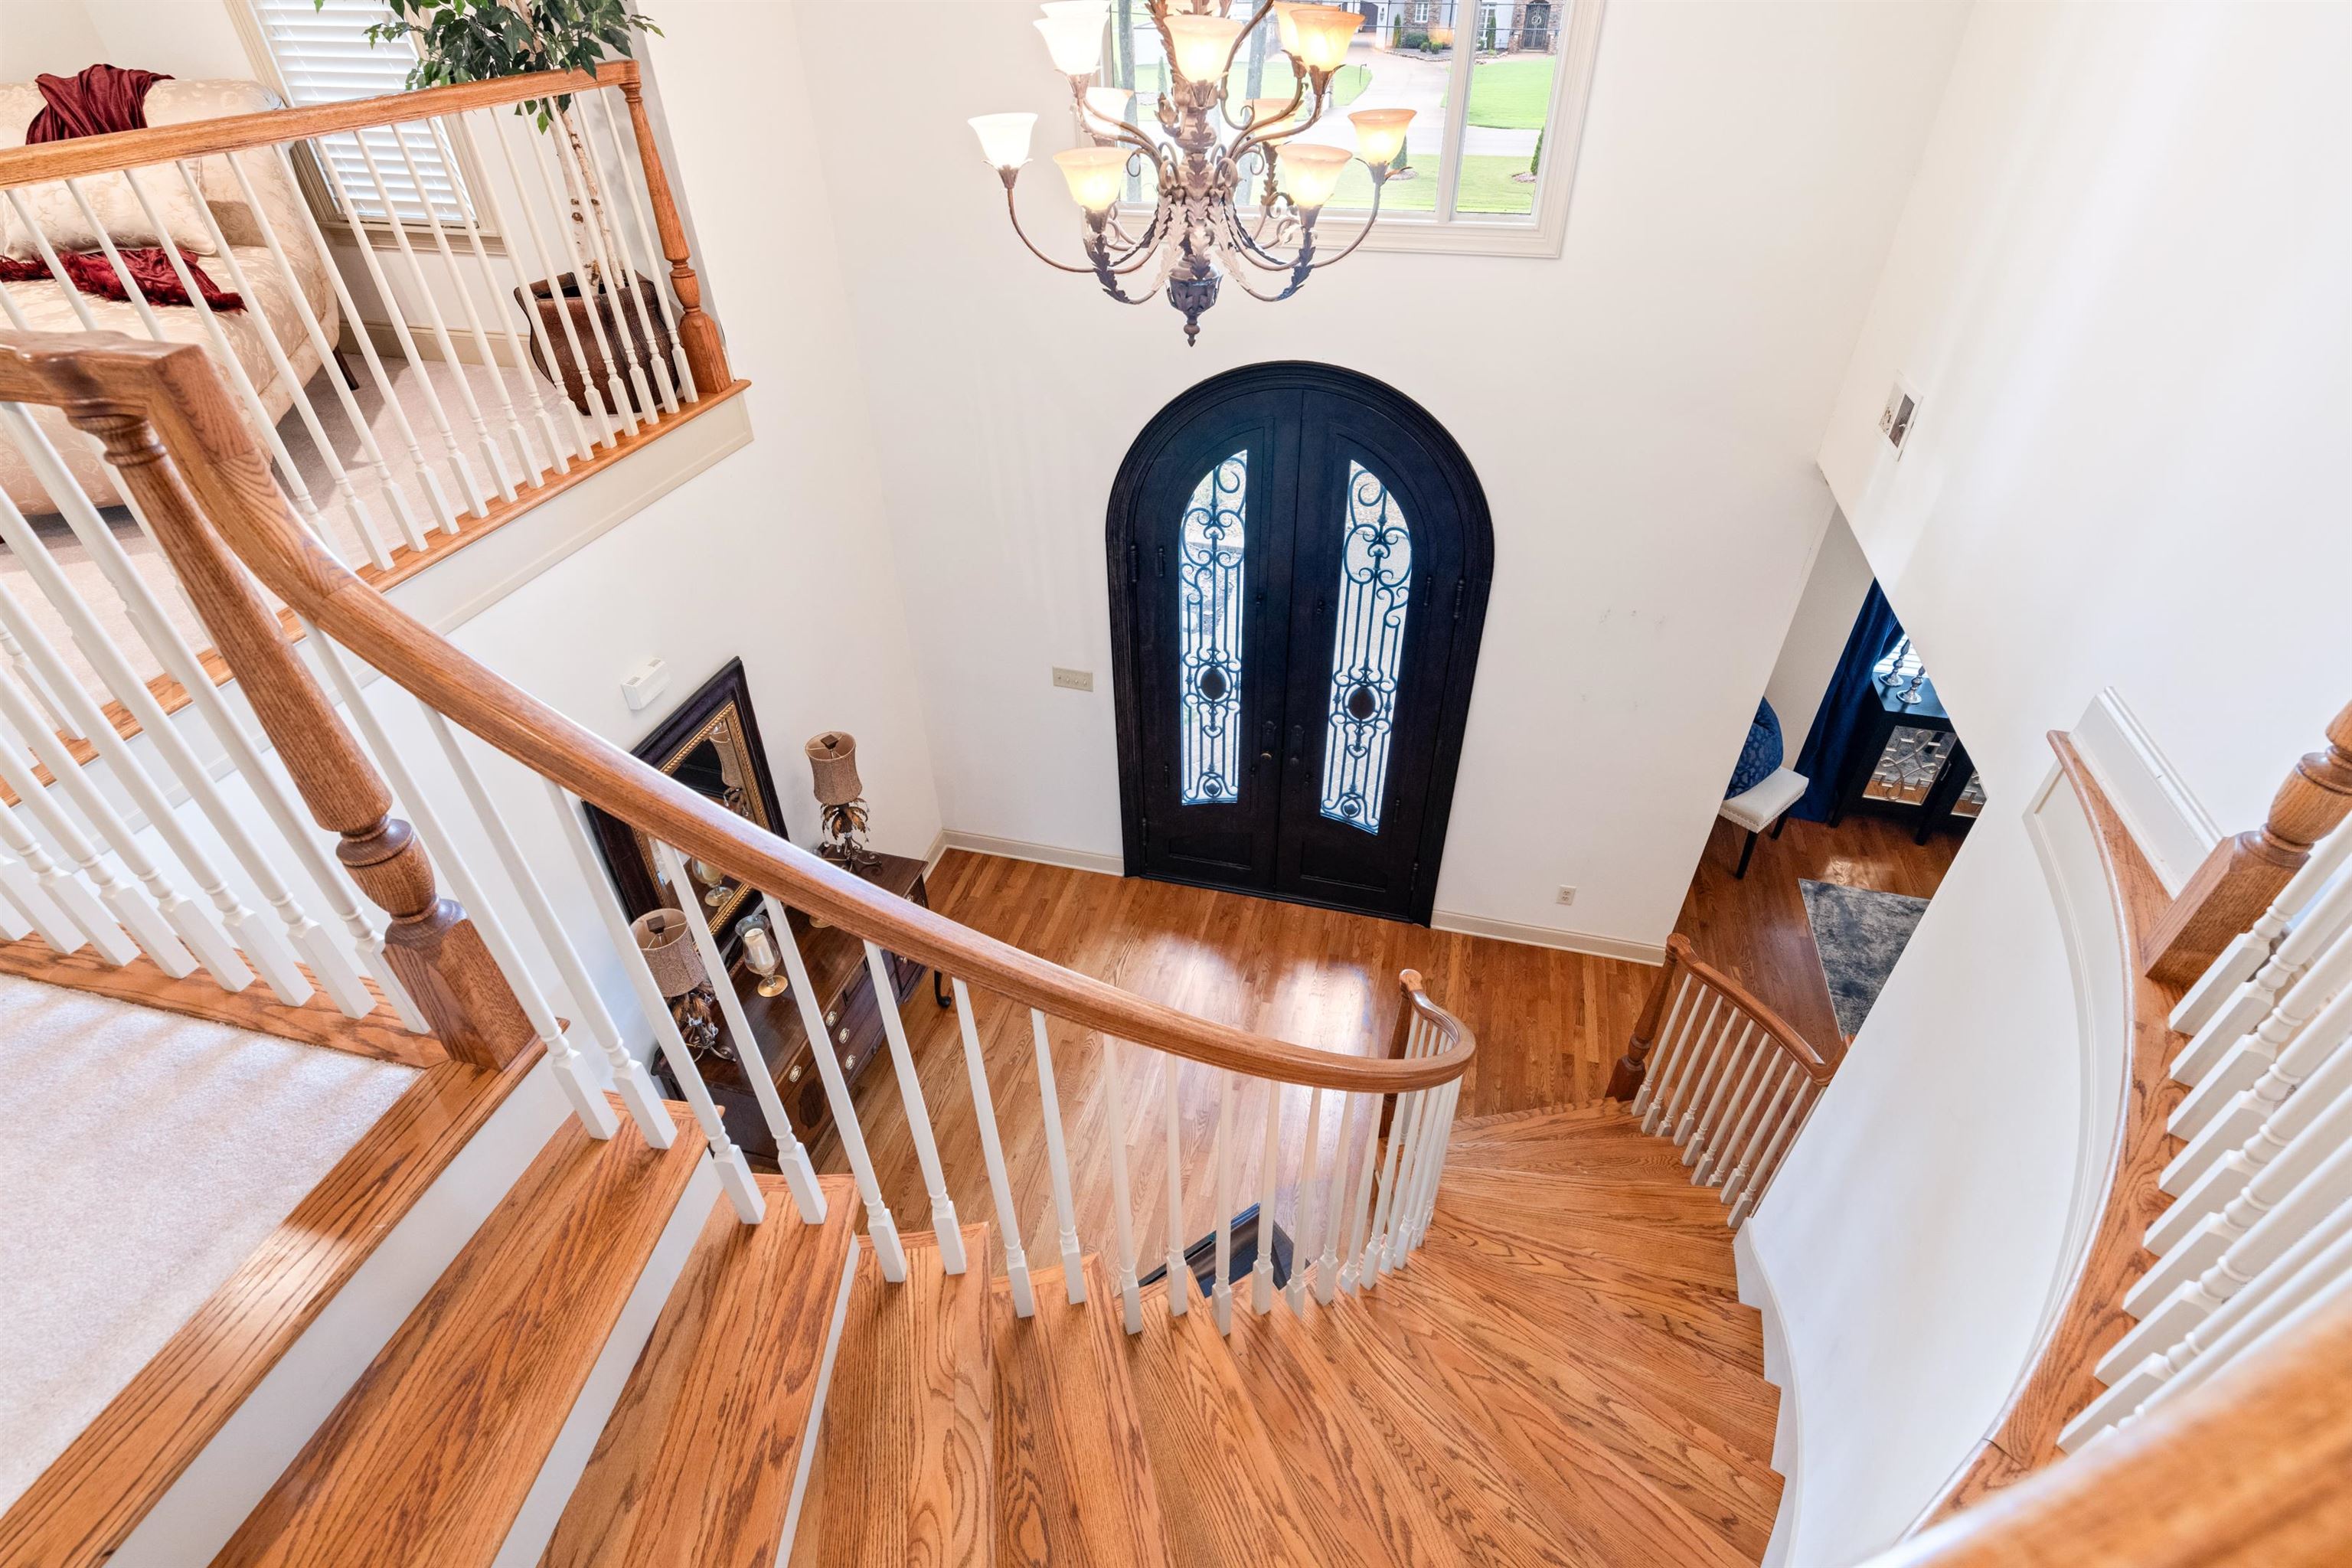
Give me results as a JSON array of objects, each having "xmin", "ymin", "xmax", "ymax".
[
  {"xmin": 1675, "ymin": 812, "xmax": 1962, "ymax": 1053},
  {"xmin": 812, "ymin": 830, "xmax": 1955, "ymax": 1275}
]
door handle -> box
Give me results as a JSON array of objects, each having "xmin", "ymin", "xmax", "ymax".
[
  {"xmin": 1288, "ymin": 724, "xmax": 1305, "ymax": 765},
  {"xmin": 1258, "ymin": 718, "xmax": 1277, "ymax": 764}
]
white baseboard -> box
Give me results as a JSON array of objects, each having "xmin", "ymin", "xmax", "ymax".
[
  {"xmin": 2069, "ymin": 688, "xmax": 2220, "ymax": 897},
  {"xmin": 936, "ymin": 829, "xmax": 1124, "ymax": 878},
  {"xmin": 1736, "ymin": 1223, "xmax": 1802, "ymax": 1568},
  {"xmin": 1431, "ymin": 908, "xmax": 1666, "ymax": 965}
]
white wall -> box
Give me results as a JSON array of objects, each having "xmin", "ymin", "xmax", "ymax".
[
  {"xmin": 1760, "ymin": 506, "xmax": 1871, "ymax": 756},
  {"xmin": 1755, "ymin": 5, "xmax": 2352, "ymax": 1563},
  {"xmin": 787, "ymin": 0, "xmax": 1968, "ymax": 954}
]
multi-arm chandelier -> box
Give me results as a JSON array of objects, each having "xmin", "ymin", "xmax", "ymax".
[{"xmin": 971, "ymin": 2, "xmax": 1410, "ymax": 344}]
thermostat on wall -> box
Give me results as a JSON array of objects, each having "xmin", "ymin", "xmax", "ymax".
[{"xmin": 621, "ymin": 658, "xmax": 671, "ymax": 713}]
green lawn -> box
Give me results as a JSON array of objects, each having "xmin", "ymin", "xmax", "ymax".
[
  {"xmin": 1331, "ymin": 154, "xmax": 1535, "ymax": 217},
  {"xmin": 1466, "ymin": 57, "xmax": 1554, "ymax": 129}
]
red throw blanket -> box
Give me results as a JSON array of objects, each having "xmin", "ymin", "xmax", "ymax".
[{"xmin": 0, "ymin": 64, "xmax": 243, "ymax": 312}]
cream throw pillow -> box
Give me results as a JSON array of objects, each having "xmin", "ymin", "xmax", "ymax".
[{"xmin": 0, "ymin": 81, "xmax": 219, "ymax": 261}]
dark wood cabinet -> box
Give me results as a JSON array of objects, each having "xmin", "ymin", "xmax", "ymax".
[{"xmin": 650, "ymin": 851, "xmax": 938, "ymax": 1166}]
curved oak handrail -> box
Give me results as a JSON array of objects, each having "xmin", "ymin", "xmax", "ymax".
[
  {"xmin": 1399, "ymin": 966, "xmax": 1476, "ymax": 1060},
  {"xmin": 0, "ymin": 330, "xmax": 1474, "ymax": 1096},
  {"xmin": 0, "ymin": 63, "xmax": 632, "ymax": 188},
  {"xmin": 1664, "ymin": 933, "xmax": 1835, "ymax": 1083}
]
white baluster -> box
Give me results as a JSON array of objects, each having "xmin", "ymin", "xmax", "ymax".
[
  {"xmin": 951, "ymin": 977, "xmax": 1033, "ymax": 1315},
  {"xmin": 2155, "ymin": 998, "xmax": 2352, "ymax": 1254},
  {"xmin": 1252, "ymin": 1077, "xmax": 1281, "ymax": 1312},
  {"xmin": 2172, "ymin": 924, "xmax": 2352, "ymax": 1145},
  {"xmin": 586, "ymin": 90, "xmax": 697, "ymax": 401},
  {"xmin": 1367, "ymin": 1083, "xmax": 1420, "ymax": 1281},
  {"xmin": 570, "ymin": 93, "xmax": 678, "ymax": 413},
  {"xmin": 0, "ymin": 796, "xmax": 104, "ymax": 956},
  {"xmin": 1099, "ymin": 1034, "xmax": 1143, "ymax": 1331},
  {"xmin": 426, "ymin": 716, "xmax": 675, "ymax": 1142},
  {"xmin": 1727, "ymin": 1080, "xmax": 1815, "ymax": 1229},
  {"xmin": 162, "ymin": 161, "xmax": 392, "ymax": 570},
  {"xmin": 1645, "ymin": 990, "xmax": 1723, "ymax": 1135},
  {"xmin": 2132, "ymin": 1199, "xmax": 2352, "ymax": 1424},
  {"xmin": 1213, "ymin": 1068, "xmax": 1236, "ymax": 1333},
  {"xmin": 2068, "ymin": 1191, "xmax": 2352, "ymax": 1449},
  {"xmin": 224, "ymin": 150, "xmax": 434, "ymax": 551},
  {"xmin": 549, "ymin": 108, "xmax": 662, "ymax": 419},
  {"xmin": 1027, "ymin": 1008, "xmax": 1086, "ymax": 1302},
  {"xmin": 1316, "ymin": 1092, "xmax": 1357, "ymax": 1303},
  {"xmin": 864, "ymin": 936, "xmax": 965, "ymax": 1271},
  {"xmin": 348, "ymin": 132, "xmax": 518, "ymax": 500},
  {"xmin": 2173, "ymin": 872, "xmax": 2352, "ymax": 1088},
  {"xmin": 0, "ymin": 668, "xmax": 179, "ymax": 971},
  {"xmin": 767, "ymin": 891, "xmax": 899, "ymax": 1266},
  {"xmin": 0, "ymin": 454, "xmax": 333, "ymax": 1003},
  {"xmin": 1340, "ymin": 1083, "xmax": 1381, "ymax": 1294},
  {"xmin": 2172, "ymin": 822, "xmax": 2352, "ymax": 1039},
  {"xmin": 1629, "ymin": 972, "xmax": 1696, "ymax": 1118},
  {"xmin": 554, "ymin": 786, "xmax": 763, "ymax": 1223},
  {"xmin": 1162, "ymin": 1051, "xmax": 1188, "ymax": 1317},
  {"xmin": 447, "ymin": 113, "xmax": 595, "ymax": 464},
  {"xmin": 308, "ymin": 148, "xmax": 486, "ymax": 521},
  {"xmin": 0, "ymin": 875, "xmax": 31, "ymax": 942},
  {"xmin": 387, "ymin": 123, "xmax": 547, "ymax": 482},
  {"xmin": 526, "ymin": 118, "xmax": 639, "ymax": 436},
  {"xmin": 1714, "ymin": 1058, "xmax": 1797, "ymax": 1204},
  {"xmin": 1693, "ymin": 1030, "xmax": 1769, "ymax": 1183},
  {"xmin": 1286, "ymin": 1084, "xmax": 1325, "ymax": 1313},
  {"xmin": 478, "ymin": 110, "xmax": 620, "ymax": 448},
  {"xmin": 1674, "ymin": 1018, "xmax": 1751, "ymax": 1149},
  {"xmin": 2166, "ymin": 971, "xmax": 2352, "ymax": 1201}
]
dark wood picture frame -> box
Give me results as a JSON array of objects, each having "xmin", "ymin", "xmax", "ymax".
[
  {"xmin": 1106, "ymin": 361, "xmax": 1492, "ymax": 926},
  {"xmin": 587, "ymin": 658, "xmax": 788, "ymax": 960}
]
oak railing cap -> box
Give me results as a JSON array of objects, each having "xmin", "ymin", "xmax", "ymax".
[
  {"xmin": 1662, "ymin": 933, "xmax": 1833, "ymax": 1081},
  {"xmin": 0, "ymin": 61, "xmax": 638, "ymax": 188},
  {"xmin": 0, "ymin": 328, "xmax": 1474, "ymax": 1097}
]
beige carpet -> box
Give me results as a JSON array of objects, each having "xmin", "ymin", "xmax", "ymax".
[{"xmin": 0, "ymin": 975, "xmax": 416, "ymax": 1512}]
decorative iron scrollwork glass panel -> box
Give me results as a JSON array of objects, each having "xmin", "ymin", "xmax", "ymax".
[
  {"xmin": 1319, "ymin": 462, "xmax": 1413, "ymax": 833},
  {"xmin": 1178, "ymin": 450, "xmax": 1250, "ymax": 805}
]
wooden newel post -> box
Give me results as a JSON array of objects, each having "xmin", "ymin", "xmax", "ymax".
[
  {"xmin": 80, "ymin": 408, "xmax": 534, "ymax": 1070},
  {"xmin": 1608, "ymin": 938, "xmax": 1685, "ymax": 1100},
  {"xmin": 2141, "ymin": 700, "xmax": 2352, "ymax": 988},
  {"xmin": 615, "ymin": 71, "xmax": 730, "ymax": 397},
  {"xmin": 1377, "ymin": 968, "xmax": 1423, "ymax": 1138}
]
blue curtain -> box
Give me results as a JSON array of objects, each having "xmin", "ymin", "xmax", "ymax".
[{"xmin": 1790, "ymin": 581, "xmax": 1903, "ymax": 822}]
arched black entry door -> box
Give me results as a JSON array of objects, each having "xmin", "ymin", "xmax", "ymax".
[{"xmin": 1108, "ymin": 364, "xmax": 1491, "ymax": 923}]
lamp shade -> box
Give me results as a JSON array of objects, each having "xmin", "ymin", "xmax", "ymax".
[
  {"xmin": 1163, "ymin": 13, "xmax": 1244, "ymax": 84},
  {"xmin": 1083, "ymin": 86, "xmax": 1134, "ymax": 129},
  {"xmin": 1248, "ymin": 95, "xmax": 1302, "ymax": 132},
  {"xmin": 969, "ymin": 112, "xmax": 1037, "ymax": 169},
  {"xmin": 805, "ymin": 730, "xmax": 864, "ymax": 807},
  {"xmin": 1034, "ymin": 13, "xmax": 1106, "ymax": 74},
  {"xmin": 1349, "ymin": 106, "xmax": 1412, "ymax": 168},
  {"xmin": 1289, "ymin": 5, "xmax": 1364, "ymax": 72},
  {"xmin": 1279, "ymin": 142, "xmax": 1352, "ymax": 208},
  {"xmin": 1272, "ymin": 1, "xmax": 1308, "ymax": 55},
  {"xmin": 631, "ymin": 908, "xmax": 707, "ymax": 1000},
  {"xmin": 1053, "ymin": 145, "xmax": 1129, "ymax": 212}
]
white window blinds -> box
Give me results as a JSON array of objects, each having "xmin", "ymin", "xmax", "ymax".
[{"xmin": 247, "ymin": 0, "xmax": 472, "ymax": 224}]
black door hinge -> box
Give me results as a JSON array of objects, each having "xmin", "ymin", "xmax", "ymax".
[
  {"xmin": 1452, "ymin": 579, "xmax": 1466, "ymax": 622},
  {"xmin": 1141, "ymin": 815, "xmax": 1151, "ymax": 854},
  {"xmin": 1156, "ymin": 544, "xmax": 1167, "ymax": 578},
  {"xmin": 1128, "ymin": 541, "xmax": 1138, "ymax": 585}
]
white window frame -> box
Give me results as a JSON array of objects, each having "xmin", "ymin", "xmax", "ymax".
[
  {"xmin": 1103, "ymin": 0, "xmax": 1606, "ymax": 261},
  {"xmin": 229, "ymin": 0, "xmax": 498, "ymax": 243}
]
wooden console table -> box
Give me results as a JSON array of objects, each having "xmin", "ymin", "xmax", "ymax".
[{"xmin": 648, "ymin": 850, "xmax": 942, "ymax": 1166}]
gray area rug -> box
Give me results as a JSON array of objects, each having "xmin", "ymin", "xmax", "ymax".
[{"xmin": 1799, "ymin": 879, "xmax": 1930, "ymax": 1038}]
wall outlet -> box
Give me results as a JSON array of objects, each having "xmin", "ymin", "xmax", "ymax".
[
  {"xmin": 620, "ymin": 658, "xmax": 669, "ymax": 713},
  {"xmin": 1556, "ymin": 886, "xmax": 1576, "ymax": 906},
  {"xmin": 1052, "ymin": 666, "xmax": 1095, "ymax": 692}
]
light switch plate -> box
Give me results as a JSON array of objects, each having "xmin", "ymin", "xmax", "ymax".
[{"xmin": 621, "ymin": 658, "xmax": 670, "ymax": 713}]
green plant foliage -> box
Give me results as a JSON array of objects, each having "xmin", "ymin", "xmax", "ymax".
[{"xmin": 337, "ymin": 0, "xmax": 661, "ymax": 127}]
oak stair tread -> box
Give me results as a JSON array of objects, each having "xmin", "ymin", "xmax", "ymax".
[
  {"xmin": 540, "ymin": 1174, "xmax": 860, "ymax": 1568},
  {"xmin": 991, "ymin": 1258, "xmax": 1174, "ymax": 1567},
  {"xmin": 793, "ymin": 1224, "xmax": 997, "ymax": 1567},
  {"xmin": 212, "ymin": 1098, "xmax": 704, "ymax": 1568}
]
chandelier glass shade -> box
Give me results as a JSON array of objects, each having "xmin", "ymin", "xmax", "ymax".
[{"xmin": 972, "ymin": 0, "xmax": 1409, "ymax": 344}]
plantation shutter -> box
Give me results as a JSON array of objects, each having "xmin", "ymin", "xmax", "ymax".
[{"xmin": 247, "ymin": 0, "xmax": 473, "ymax": 224}]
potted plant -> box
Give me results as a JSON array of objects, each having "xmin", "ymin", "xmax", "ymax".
[{"xmin": 352, "ymin": 0, "xmax": 671, "ymax": 416}]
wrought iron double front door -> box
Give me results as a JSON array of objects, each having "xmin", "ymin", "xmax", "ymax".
[{"xmin": 1109, "ymin": 366, "xmax": 1490, "ymax": 923}]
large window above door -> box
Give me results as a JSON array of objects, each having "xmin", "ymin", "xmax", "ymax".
[{"xmin": 1093, "ymin": 0, "xmax": 1607, "ymax": 258}]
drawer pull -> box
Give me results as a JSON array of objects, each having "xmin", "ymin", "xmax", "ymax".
[
  {"xmin": 786, "ymin": 1062, "xmax": 803, "ymax": 1083},
  {"xmin": 837, "ymin": 1026, "xmax": 851, "ymax": 1045},
  {"xmin": 825, "ymin": 1007, "xmax": 841, "ymax": 1026}
]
